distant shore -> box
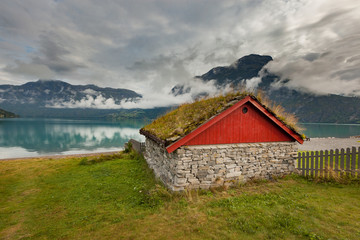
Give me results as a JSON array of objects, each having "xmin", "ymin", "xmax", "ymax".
[{"xmin": 298, "ymin": 136, "xmax": 360, "ymax": 151}]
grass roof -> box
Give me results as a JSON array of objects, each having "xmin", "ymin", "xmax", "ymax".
[{"xmin": 141, "ymin": 91, "xmax": 303, "ymax": 144}]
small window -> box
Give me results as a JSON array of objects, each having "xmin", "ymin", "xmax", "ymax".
[{"xmin": 242, "ymin": 107, "xmax": 248, "ymax": 114}]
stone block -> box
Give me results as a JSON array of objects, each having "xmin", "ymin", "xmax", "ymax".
[
  {"xmin": 226, "ymin": 164, "xmax": 236, "ymax": 169},
  {"xmin": 197, "ymin": 170, "xmax": 208, "ymax": 178},
  {"xmin": 215, "ymin": 158, "xmax": 224, "ymax": 164},
  {"xmin": 200, "ymin": 184, "xmax": 211, "ymax": 189},
  {"xmin": 214, "ymin": 164, "xmax": 225, "ymax": 169},
  {"xmin": 175, "ymin": 177, "xmax": 187, "ymax": 185},
  {"xmin": 171, "ymin": 185, "xmax": 184, "ymax": 191},
  {"xmin": 199, "ymin": 166, "xmax": 209, "ymax": 170}
]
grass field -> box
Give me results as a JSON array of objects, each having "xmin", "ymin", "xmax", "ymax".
[{"xmin": 1, "ymin": 152, "xmax": 360, "ymax": 240}]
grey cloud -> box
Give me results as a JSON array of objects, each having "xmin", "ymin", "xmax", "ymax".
[
  {"xmin": 4, "ymin": 33, "xmax": 85, "ymax": 78},
  {"xmin": 331, "ymin": 68, "xmax": 360, "ymax": 81},
  {"xmin": 4, "ymin": 61, "xmax": 54, "ymax": 79},
  {"xmin": 303, "ymin": 53, "xmax": 321, "ymax": 62},
  {"xmin": 297, "ymin": 9, "xmax": 353, "ymax": 31},
  {"xmin": 266, "ymin": 34, "xmax": 360, "ymax": 96},
  {"xmin": 33, "ymin": 35, "xmax": 85, "ymax": 73},
  {"xmin": 1, "ymin": 0, "xmax": 360, "ymax": 106}
]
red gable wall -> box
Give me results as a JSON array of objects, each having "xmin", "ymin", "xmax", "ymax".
[
  {"xmin": 186, "ymin": 102, "xmax": 293, "ymax": 146},
  {"xmin": 165, "ymin": 96, "xmax": 303, "ymax": 153}
]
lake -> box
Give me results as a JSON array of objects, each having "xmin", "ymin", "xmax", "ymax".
[
  {"xmin": 299, "ymin": 123, "xmax": 360, "ymax": 138},
  {"xmin": 0, "ymin": 118, "xmax": 147, "ymax": 159},
  {"xmin": 1, "ymin": 119, "xmax": 360, "ymax": 159}
]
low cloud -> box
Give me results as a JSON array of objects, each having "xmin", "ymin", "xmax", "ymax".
[
  {"xmin": 245, "ymin": 77, "xmax": 262, "ymax": 91},
  {"xmin": 45, "ymin": 77, "xmax": 224, "ymax": 110},
  {"xmin": 265, "ymin": 34, "xmax": 360, "ymax": 96},
  {"xmin": 46, "ymin": 95, "xmax": 140, "ymax": 109},
  {"xmin": 120, "ymin": 78, "xmax": 225, "ymax": 109}
]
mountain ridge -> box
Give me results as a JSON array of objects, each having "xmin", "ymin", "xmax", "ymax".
[
  {"xmin": 0, "ymin": 80, "xmax": 142, "ymax": 118},
  {"xmin": 173, "ymin": 54, "xmax": 360, "ymax": 124}
]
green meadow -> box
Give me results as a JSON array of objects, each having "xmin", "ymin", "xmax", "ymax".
[{"xmin": 1, "ymin": 152, "xmax": 360, "ymax": 240}]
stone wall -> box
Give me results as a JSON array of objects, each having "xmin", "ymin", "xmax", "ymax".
[{"xmin": 144, "ymin": 138, "xmax": 298, "ymax": 191}]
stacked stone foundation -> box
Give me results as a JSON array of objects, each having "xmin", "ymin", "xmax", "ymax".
[{"xmin": 144, "ymin": 138, "xmax": 298, "ymax": 191}]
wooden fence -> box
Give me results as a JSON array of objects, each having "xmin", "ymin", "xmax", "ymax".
[{"xmin": 297, "ymin": 147, "xmax": 360, "ymax": 178}]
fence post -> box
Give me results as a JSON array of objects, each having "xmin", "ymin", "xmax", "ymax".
[
  {"xmin": 346, "ymin": 148, "xmax": 351, "ymax": 177},
  {"xmin": 306, "ymin": 152, "xmax": 310, "ymax": 176},
  {"xmin": 334, "ymin": 149, "xmax": 339, "ymax": 176},
  {"xmin": 351, "ymin": 147, "xmax": 356, "ymax": 178},
  {"xmin": 357, "ymin": 147, "xmax": 360, "ymax": 178},
  {"xmin": 319, "ymin": 150, "xmax": 324, "ymax": 178},
  {"xmin": 310, "ymin": 151, "xmax": 315, "ymax": 177},
  {"xmin": 314, "ymin": 151, "xmax": 319, "ymax": 178},
  {"xmin": 340, "ymin": 149, "xmax": 345, "ymax": 177},
  {"xmin": 324, "ymin": 150, "xmax": 329, "ymax": 178},
  {"xmin": 330, "ymin": 149, "xmax": 334, "ymax": 178},
  {"xmin": 301, "ymin": 152, "xmax": 306, "ymax": 176}
]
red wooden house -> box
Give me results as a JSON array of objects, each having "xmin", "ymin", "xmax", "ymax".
[{"xmin": 140, "ymin": 94, "xmax": 303, "ymax": 191}]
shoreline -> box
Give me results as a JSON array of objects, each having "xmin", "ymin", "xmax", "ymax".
[
  {"xmin": 0, "ymin": 150, "xmax": 123, "ymax": 161},
  {"xmin": 2, "ymin": 137, "xmax": 360, "ymax": 161},
  {"xmin": 298, "ymin": 136, "xmax": 360, "ymax": 151}
]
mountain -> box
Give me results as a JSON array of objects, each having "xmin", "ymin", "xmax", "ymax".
[
  {"xmin": 198, "ymin": 54, "xmax": 273, "ymax": 86},
  {"xmin": 0, "ymin": 80, "xmax": 142, "ymax": 118},
  {"xmin": 171, "ymin": 54, "xmax": 360, "ymax": 124},
  {"xmin": 0, "ymin": 108, "xmax": 18, "ymax": 118}
]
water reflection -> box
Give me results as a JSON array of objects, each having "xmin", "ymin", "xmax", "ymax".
[{"xmin": 0, "ymin": 118, "xmax": 147, "ymax": 158}]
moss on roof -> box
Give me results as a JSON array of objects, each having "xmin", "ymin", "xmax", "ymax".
[{"xmin": 141, "ymin": 91, "xmax": 303, "ymax": 144}]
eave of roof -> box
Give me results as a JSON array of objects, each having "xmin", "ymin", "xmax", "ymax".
[{"xmin": 139, "ymin": 128, "xmax": 167, "ymax": 147}]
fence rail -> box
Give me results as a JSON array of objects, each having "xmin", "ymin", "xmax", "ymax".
[{"xmin": 297, "ymin": 147, "xmax": 360, "ymax": 178}]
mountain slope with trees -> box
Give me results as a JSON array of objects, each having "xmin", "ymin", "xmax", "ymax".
[{"xmin": 0, "ymin": 108, "xmax": 18, "ymax": 118}]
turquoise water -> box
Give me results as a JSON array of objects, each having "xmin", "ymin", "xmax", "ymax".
[
  {"xmin": 1, "ymin": 119, "xmax": 360, "ymax": 159},
  {"xmin": 299, "ymin": 123, "xmax": 360, "ymax": 138},
  {"xmin": 0, "ymin": 118, "xmax": 147, "ymax": 159}
]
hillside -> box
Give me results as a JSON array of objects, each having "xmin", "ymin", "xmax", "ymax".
[
  {"xmin": 0, "ymin": 108, "xmax": 18, "ymax": 118},
  {"xmin": 172, "ymin": 54, "xmax": 360, "ymax": 124}
]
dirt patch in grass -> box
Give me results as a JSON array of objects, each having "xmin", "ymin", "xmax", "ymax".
[
  {"xmin": 20, "ymin": 188, "xmax": 40, "ymax": 197},
  {"xmin": 0, "ymin": 223, "xmax": 23, "ymax": 240}
]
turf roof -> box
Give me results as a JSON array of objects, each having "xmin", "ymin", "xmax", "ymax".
[{"xmin": 140, "ymin": 91, "xmax": 303, "ymax": 145}]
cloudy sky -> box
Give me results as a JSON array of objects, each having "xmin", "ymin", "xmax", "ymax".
[{"xmin": 1, "ymin": 0, "xmax": 360, "ymax": 108}]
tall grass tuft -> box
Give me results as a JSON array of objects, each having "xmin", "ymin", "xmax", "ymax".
[
  {"xmin": 78, "ymin": 153, "xmax": 124, "ymax": 165},
  {"xmin": 256, "ymin": 90, "xmax": 304, "ymax": 134},
  {"xmin": 305, "ymin": 166, "xmax": 360, "ymax": 185}
]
